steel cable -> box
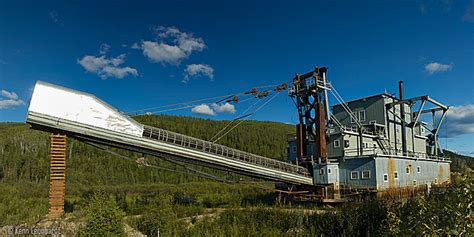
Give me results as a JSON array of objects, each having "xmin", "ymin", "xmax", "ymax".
[
  {"xmin": 127, "ymin": 82, "xmax": 287, "ymax": 115},
  {"xmin": 212, "ymin": 91, "xmax": 282, "ymax": 143}
]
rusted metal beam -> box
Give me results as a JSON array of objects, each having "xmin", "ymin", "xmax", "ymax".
[
  {"xmin": 315, "ymin": 100, "xmax": 327, "ymax": 161},
  {"xmin": 296, "ymin": 124, "xmax": 305, "ymax": 165},
  {"xmin": 399, "ymin": 81, "xmax": 407, "ymax": 156}
]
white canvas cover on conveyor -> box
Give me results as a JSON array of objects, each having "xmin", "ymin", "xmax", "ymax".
[{"xmin": 28, "ymin": 81, "xmax": 144, "ymax": 137}]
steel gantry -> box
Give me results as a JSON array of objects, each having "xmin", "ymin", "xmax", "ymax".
[
  {"xmin": 288, "ymin": 67, "xmax": 331, "ymax": 168},
  {"xmin": 386, "ymin": 93, "xmax": 449, "ymax": 157}
]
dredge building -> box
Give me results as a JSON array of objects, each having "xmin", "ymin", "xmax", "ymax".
[{"xmin": 287, "ymin": 68, "xmax": 450, "ymax": 199}]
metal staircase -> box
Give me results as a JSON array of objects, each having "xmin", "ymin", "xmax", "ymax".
[{"xmin": 375, "ymin": 135, "xmax": 393, "ymax": 155}]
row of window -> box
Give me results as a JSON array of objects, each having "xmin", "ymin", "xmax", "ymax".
[
  {"xmin": 320, "ymin": 168, "xmax": 333, "ymax": 175},
  {"xmin": 291, "ymin": 140, "xmax": 377, "ymax": 150},
  {"xmin": 404, "ymin": 166, "xmax": 422, "ymax": 174},
  {"xmin": 350, "ymin": 170, "xmax": 370, "ymax": 180},
  {"xmin": 333, "ymin": 139, "xmax": 350, "ymax": 148},
  {"xmin": 349, "ymin": 166, "xmax": 423, "ymax": 181},
  {"xmin": 382, "ymin": 166, "xmax": 423, "ymax": 181},
  {"xmin": 333, "ymin": 139, "xmax": 376, "ymax": 149}
]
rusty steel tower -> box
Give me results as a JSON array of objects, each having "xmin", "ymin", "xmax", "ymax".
[{"xmin": 289, "ymin": 66, "xmax": 331, "ymax": 171}]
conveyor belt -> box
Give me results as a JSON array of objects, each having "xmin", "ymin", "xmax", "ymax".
[
  {"xmin": 26, "ymin": 81, "xmax": 314, "ymax": 185},
  {"xmin": 142, "ymin": 126, "xmax": 310, "ymax": 177}
]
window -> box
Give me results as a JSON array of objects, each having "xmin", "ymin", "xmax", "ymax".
[
  {"xmin": 406, "ymin": 167, "xmax": 410, "ymax": 174},
  {"xmin": 373, "ymin": 144, "xmax": 377, "ymax": 148},
  {"xmin": 362, "ymin": 170, "xmax": 370, "ymax": 179},
  {"xmin": 364, "ymin": 143, "xmax": 369, "ymax": 149},
  {"xmin": 291, "ymin": 146, "xmax": 297, "ymax": 153},
  {"xmin": 394, "ymin": 171, "xmax": 398, "ymax": 179},
  {"xmin": 413, "ymin": 180, "xmax": 417, "ymax": 186},
  {"xmin": 350, "ymin": 171, "xmax": 359, "ymax": 180},
  {"xmin": 434, "ymin": 178, "xmax": 438, "ymax": 184},
  {"xmin": 359, "ymin": 110, "xmax": 366, "ymax": 122},
  {"xmin": 344, "ymin": 140, "xmax": 350, "ymax": 148},
  {"xmin": 328, "ymin": 168, "xmax": 332, "ymax": 174},
  {"xmin": 417, "ymin": 166, "xmax": 421, "ymax": 173},
  {"xmin": 333, "ymin": 139, "xmax": 340, "ymax": 148},
  {"xmin": 383, "ymin": 174, "xmax": 388, "ymax": 182},
  {"xmin": 320, "ymin": 168, "xmax": 324, "ymax": 175}
]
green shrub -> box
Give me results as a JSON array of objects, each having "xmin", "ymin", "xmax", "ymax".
[
  {"xmin": 397, "ymin": 173, "xmax": 474, "ymax": 236},
  {"xmin": 81, "ymin": 191, "xmax": 124, "ymax": 236},
  {"xmin": 137, "ymin": 194, "xmax": 178, "ymax": 236},
  {"xmin": 0, "ymin": 183, "xmax": 48, "ymax": 225}
]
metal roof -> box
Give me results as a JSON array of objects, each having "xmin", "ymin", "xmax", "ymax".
[{"xmin": 331, "ymin": 92, "xmax": 399, "ymax": 109}]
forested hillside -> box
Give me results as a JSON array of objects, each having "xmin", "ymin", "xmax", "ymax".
[
  {"xmin": 0, "ymin": 115, "xmax": 294, "ymax": 186},
  {"xmin": 445, "ymin": 149, "xmax": 474, "ymax": 173},
  {"xmin": 0, "ymin": 115, "xmax": 294, "ymax": 228},
  {"xmin": 0, "ymin": 115, "xmax": 472, "ymax": 235},
  {"xmin": 135, "ymin": 115, "xmax": 295, "ymax": 160}
]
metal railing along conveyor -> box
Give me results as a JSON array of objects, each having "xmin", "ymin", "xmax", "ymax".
[
  {"xmin": 142, "ymin": 126, "xmax": 310, "ymax": 177},
  {"xmin": 26, "ymin": 81, "xmax": 313, "ymax": 185}
]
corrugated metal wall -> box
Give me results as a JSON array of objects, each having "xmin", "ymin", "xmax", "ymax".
[{"xmin": 375, "ymin": 157, "xmax": 450, "ymax": 190}]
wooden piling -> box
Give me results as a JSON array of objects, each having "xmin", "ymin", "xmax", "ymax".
[{"xmin": 48, "ymin": 134, "xmax": 67, "ymax": 219}]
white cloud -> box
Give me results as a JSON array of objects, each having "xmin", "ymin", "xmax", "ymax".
[
  {"xmin": 191, "ymin": 102, "xmax": 236, "ymax": 116},
  {"xmin": 1, "ymin": 90, "xmax": 18, "ymax": 100},
  {"xmin": 133, "ymin": 26, "xmax": 206, "ymax": 65},
  {"xmin": 141, "ymin": 41, "xmax": 186, "ymax": 65},
  {"xmin": 443, "ymin": 104, "xmax": 474, "ymax": 137},
  {"xmin": 0, "ymin": 99, "xmax": 24, "ymax": 109},
  {"xmin": 99, "ymin": 43, "xmax": 111, "ymax": 55},
  {"xmin": 183, "ymin": 64, "xmax": 214, "ymax": 82},
  {"xmin": 155, "ymin": 26, "xmax": 206, "ymax": 53},
  {"xmin": 424, "ymin": 62, "xmax": 453, "ymax": 74},
  {"xmin": 78, "ymin": 54, "xmax": 138, "ymax": 79},
  {"xmin": 0, "ymin": 89, "xmax": 25, "ymax": 109},
  {"xmin": 131, "ymin": 43, "xmax": 140, "ymax": 49},
  {"xmin": 211, "ymin": 103, "xmax": 236, "ymax": 114},
  {"xmin": 192, "ymin": 104, "xmax": 215, "ymax": 116}
]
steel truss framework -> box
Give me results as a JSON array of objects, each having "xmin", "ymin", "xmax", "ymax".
[
  {"xmin": 386, "ymin": 95, "xmax": 449, "ymax": 156},
  {"xmin": 289, "ymin": 67, "xmax": 330, "ymax": 169}
]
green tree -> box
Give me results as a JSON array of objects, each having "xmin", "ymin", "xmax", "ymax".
[
  {"xmin": 138, "ymin": 194, "xmax": 178, "ymax": 236},
  {"xmin": 81, "ymin": 191, "xmax": 125, "ymax": 236}
]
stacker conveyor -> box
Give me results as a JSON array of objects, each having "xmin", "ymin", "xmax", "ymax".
[{"xmin": 26, "ymin": 81, "xmax": 313, "ymax": 185}]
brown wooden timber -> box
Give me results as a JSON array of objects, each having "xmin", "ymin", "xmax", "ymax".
[
  {"xmin": 296, "ymin": 124, "xmax": 305, "ymax": 163},
  {"xmin": 48, "ymin": 133, "xmax": 67, "ymax": 219},
  {"xmin": 315, "ymin": 100, "xmax": 327, "ymax": 160}
]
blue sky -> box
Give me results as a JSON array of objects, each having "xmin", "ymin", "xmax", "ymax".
[{"xmin": 1, "ymin": 0, "xmax": 473, "ymax": 154}]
